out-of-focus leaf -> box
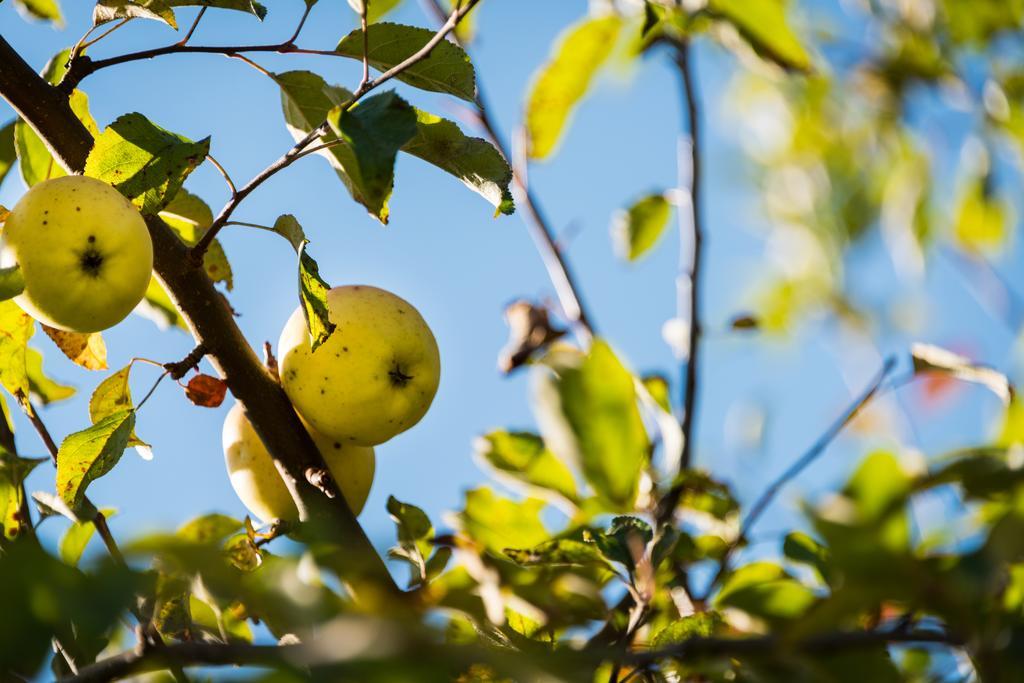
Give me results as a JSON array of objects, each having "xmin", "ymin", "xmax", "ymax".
[
  {"xmin": 137, "ymin": 277, "xmax": 188, "ymax": 331},
  {"xmin": 612, "ymin": 193, "xmax": 672, "ymax": 261},
  {"xmin": 954, "ymin": 176, "xmax": 1011, "ymax": 253},
  {"xmin": 475, "ymin": 430, "xmax": 577, "ymax": 503},
  {"xmin": 403, "ymin": 109, "xmax": 514, "ymax": 215},
  {"xmin": 671, "ymin": 469, "xmax": 739, "ymax": 520},
  {"xmin": 0, "ymin": 265, "xmax": 24, "ymax": 303},
  {"xmin": 641, "ymin": 374, "xmax": 671, "ymax": 413},
  {"xmin": 0, "ymin": 120, "xmax": 16, "ymax": 189},
  {"xmin": 26, "ymin": 347, "xmax": 75, "ymax": 405},
  {"xmin": 536, "ymin": 340, "xmax": 647, "ymax": 510},
  {"xmin": 177, "ymin": 513, "xmax": 243, "ymax": 544},
  {"xmin": 160, "ymin": 189, "xmax": 232, "ymax": 289},
  {"xmin": 498, "ymin": 300, "xmax": 566, "ymax": 374},
  {"xmin": 387, "ymin": 495, "xmax": 432, "ymax": 552},
  {"xmin": 457, "ymin": 487, "xmax": 548, "ymax": 555},
  {"xmin": 85, "ymin": 112, "xmax": 210, "ymax": 214},
  {"xmin": 504, "ymin": 539, "xmax": 607, "ymax": 567},
  {"xmin": 651, "ymin": 611, "xmax": 724, "ymax": 647},
  {"xmin": 13, "ymin": 0, "xmax": 63, "ymax": 24},
  {"xmin": 525, "ymin": 14, "xmax": 623, "ymax": 160},
  {"xmin": 326, "ymin": 91, "xmax": 418, "ymax": 223},
  {"xmin": 0, "ymin": 301, "xmax": 34, "ymax": 400},
  {"xmin": 708, "ymin": 0, "xmax": 812, "ymax": 72},
  {"xmin": 168, "ymin": 0, "xmax": 266, "ymax": 19},
  {"xmin": 346, "ymin": 0, "xmax": 402, "ymax": 23},
  {"xmin": 911, "ymin": 342, "xmax": 1012, "ymax": 404},
  {"xmin": 0, "ymin": 450, "xmax": 44, "ymax": 540},
  {"xmin": 783, "ymin": 531, "xmax": 832, "ymax": 584},
  {"xmin": 56, "ymin": 410, "xmax": 135, "ymax": 511},
  {"xmin": 587, "ymin": 516, "xmax": 652, "ymax": 573},
  {"xmin": 59, "ymin": 508, "xmax": 117, "ymax": 567},
  {"xmin": 714, "ymin": 561, "xmax": 815, "ymax": 621},
  {"xmin": 335, "ymin": 23, "xmax": 476, "ymax": 102},
  {"xmin": 32, "ymin": 490, "xmax": 97, "ymax": 524},
  {"xmin": 42, "ymin": 325, "xmax": 108, "ymax": 371},
  {"xmin": 190, "ymin": 596, "xmax": 252, "ymax": 643}
]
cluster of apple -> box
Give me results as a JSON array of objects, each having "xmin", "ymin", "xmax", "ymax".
[{"xmin": 2, "ymin": 176, "xmax": 441, "ymax": 524}]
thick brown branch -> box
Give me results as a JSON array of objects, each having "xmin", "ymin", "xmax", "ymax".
[{"xmin": 0, "ymin": 37, "xmax": 401, "ymax": 598}]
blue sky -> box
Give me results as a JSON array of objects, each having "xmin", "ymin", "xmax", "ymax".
[{"xmin": 1, "ymin": 1, "xmax": 1016, "ymax": 572}]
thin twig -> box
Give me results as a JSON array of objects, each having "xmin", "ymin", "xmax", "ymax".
[
  {"xmin": 421, "ymin": 0, "xmax": 595, "ymax": 340},
  {"xmin": 653, "ymin": 40, "xmax": 704, "ymax": 526},
  {"xmin": 178, "ymin": 7, "xmax": 207, "ymax": 46},
  {"xmin": 135, "ymin": 371, "xmax": 170, "ymax": 411},
  {"xmin": 701, "ymin": 356, "xmax": 899, "ymax": 598},
  {"xmin": 205, "ymin": 153, "xmax": 236, "ymax": 195},
  {"xmin": 358, "ymin": 0, "xmax": 371, "ymax": 91},
  {"xmin": 189, "ymin": 0, "xmax": 481, "ymax": 262},
  {"xmin": 286, "ymin": 3, "xmax": 314, "ymax": 45},
  {"xmin": 228, "ymin": 53, "xmax": 272, "ymax": 77}
]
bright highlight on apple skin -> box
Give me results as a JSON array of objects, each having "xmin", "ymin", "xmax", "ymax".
[
  {"xmin": 1, "ymin": 175, "xmax": 153, "ymax": 333},
  {"xmin": 278, "ymin": 285, "xmax": 441, "ymax": 447},
  {"xmin": 222, "ymin": 402, "xmax": 375, "ymax": 524}
]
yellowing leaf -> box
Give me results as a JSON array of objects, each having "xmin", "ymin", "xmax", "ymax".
[
  {"xmin": 525, "ymin": 14, "xmax": 623, "ymax": 160},
  {"xmin": 42, "ymin": 325, "xmax": 108, "ymax": 371},
  {"xmin": 59, "ymin": 508, "xmax": 117, "ymax": 567},
  {"xmin": 709, "ymin": 0, "xmax": 812, "ymax": 72},
  {"xmin": 13, "ymin": 0, "xmax": 63, "ymax": 24},
  {"xmin": 93, "ymin": 0, "xmax": 177, "ymax": 27},
  {"xmin": 0, "ymin": 301, "xmax": 34, "ymax": 400},
  {"xmin": 298, "ymin": 242, "xmax": 336, "ymax": 351},
  {"xmin": 25, "ymin": 348, "xmax": 74, "ymax": 405},
  {"xmin": 457, "ymin": 487, "xmax": 548, "ymax": 555},
  {"xmin": 0, "ymin": 451, "xmax": 44, "ymax": 540},
  {"xmin": 89, "ymin": 364, "xmax": 147, "ymax": 449},
  {"xmin": 954, "ymin": 178, "xmax": 1011, "ymax": 253},
  {"xmin": 160, "ymin": 190, "xmax": 232, "ymax": 289}
]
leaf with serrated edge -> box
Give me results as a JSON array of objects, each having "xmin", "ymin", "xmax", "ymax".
[
  {"xmin": 93, "ymin": 0, "xmax": 177, "ymax": 27},
  {"xmin": 327, "ymin": 91, "xmax": 417, "ymax": 222},
  {"xmin": 403, "ymin": 109, "xmax": 514, "ymax": 215},
  {"xmin": 525, "ymin": 15, "xmax": 623, "ymax": 160},
  {"xmin": 42, "ymin": 325, "xmax": 107, "ymax": 371},
  {"xmin": 0, "ymin": 301, "xmax": 34, "ymax": 400},
  {"xmin": 57, "ymin": 410, "xmax": 135, "ymax": 511},
  {"xmin": 335, "ymin": 23, "xmax": 476, "ymax": 102},
  {"xmin": 89, "ymin": 364, "xmax": 148, "ymax": 448},
  {"xmin": 298, "ymin": 243, "xmax": 335, "ymax": 350},
  {"xmin": 85, "ymin": 113, "xmax": 210, "ymax": 214},
  {"xmin": 475, "ymin": 430, "xmax": 577, "ymax": 503}
]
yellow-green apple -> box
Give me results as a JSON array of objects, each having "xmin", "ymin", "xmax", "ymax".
[
  {"xmin": 278, "ymin": 285, "xmax": 440, "ymax": 446},
  {"xmin": 1, "ymin": 176, "xmax": 153, "ymax": 333},
  {"xmin": 222, "ymin": 402, "xmax": 375, "ymax": 523}
]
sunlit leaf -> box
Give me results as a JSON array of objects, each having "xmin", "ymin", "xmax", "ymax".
[
  {"xmin": 346, "ymin": 0, "xmax": 402, "ymax": 23},
  {"xmin": 954, "ymin": 175, "xmax": 1011, "ymax": 253},
  {"xmin": 525, "ymin": 14, "xmax": 623, "ymax": 160},
  {"xmin": 42, "ymin": 325, "xmax": 108, "ymax": 371},
  {"xmin": 177, "ymin": 513, "xmax": 243, "ymax": 544},
  {"xmin": 56, "ymin": 409, "xmax": 135, "ymax": 511},
  {"xmin": 59, "ymin": 508, "xmax": 117, "ymax": 567},
  {"xmin": 0, "ymin": 450, "xmax": 44, "ymax": 540},
  {"xmin": 89, "ymin": 364, "xmax": 148, "ymax": 449},
  {"xmin": 335, "ymin": 23, "xmax": 476, "ymax": 102},
  {"xmin": 0, "ymin": 301, "xmax": 34, "ymax": 400},
  {"xmin": 298, "ymin": 243, "xmax": 335, "ymax": 351},
  {"xmin": 85, "ymin": 113, "xmax": 210, "ymax": 214},
  {"xmin": 457, "ymin": 488, "xmax": 548, "ymax": 555},
  {"xmin": 612, "ymin": 193, "xmax": 672, "ymax": 261},
  {"xmin": 93, "ymin": 0, "xmax": 177, "ymax": 27},
  {"xmin": 709, "ymin": 0, "xmax": 812, "ymax": 72},
  {"xmin": 714, "ymin": 561, "xmax": 815, "ymax": 621},
  {"xmin": 651, "ymin": 612, "xmax": 724, "ymax": 647},
  {"xmin": 504, "ymin": 539, "xmax": 607, "ymax": 567},
  {"xmin": 137, "ymin": 277, "xmax": 188, "ymax": 331},
  {"xmin": 160, "ymin": 189, "xmax": 232, "ymax": 289},
  {"xmin": 475, "ymin": 430, "xmax": 577, "ymax": 503},
  {"xmin": 13, "ymin": 0, "xmax": 63, "ymax": 24}
]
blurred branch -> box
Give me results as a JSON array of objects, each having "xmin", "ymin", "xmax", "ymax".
[
  {"xmin": 701, "ymin": 355, "xmax": 899, "ymax": 598},
  {"xmin": 0, "ymin": 36, "xmax": 403, "ymax": 599},
  {"xmin": 421, "ymin": 0, "xmax": 596, "ymax": 340},
  {"xmin": 189, "ymin": 0, "xmax": 481, "ymax": 262}
]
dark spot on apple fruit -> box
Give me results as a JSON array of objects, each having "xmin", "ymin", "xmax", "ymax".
[
  {"xmin": 389, "ymin": 363, "xmax": 413, "ymax": 388},
  {"xmin": 79, "ymin": 247, "xmax": 104, "ymax": 277},
  {"xmin": 87, "ymin": 235, "xmax": 96, "ymax": 243}
]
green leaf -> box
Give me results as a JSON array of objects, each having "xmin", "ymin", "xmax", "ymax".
[
  {"xmin": 387, "ymin": 495, "xmax": 432, "ymax": 546},
  {"xmin": 13, "ymin": 0, "xmax": 63, "ymax": 24},
  {"xmin": 274, "ymin": 71, "xmax": 379, "ymax": 219},
  {"xmin": 525, "ymin": 14, "xmax": 623, "ymax": 160},
  {"xmin": 954, "ymin": 174, "xmax": 1011, "ymax": 253},
  {"xmin": 189, "ymin": 596, "xmax": 252, "ymax": 643},
  {"xmin": 160, "ymin": 190, "xmax": 232, "ymax": 289},
  {"xmin": 537, "ymin": 340, "xmax": 647, "ymax": 510},
  {"xmin": 0, "ymin": 119, "xmax": 16, "ymax": 189},
  {"xmin": 0, "ymin": 266, "xmax": 24, "ymax": 302},
  {"xmin": 335, "ymin": 23, "xmax": 476, "ymax": 102},
  {"xmin": 651, "ymin": 612, "xmax": 724, "ymax": 647},
  {"xmin": 475, "ymin": 430, "xmax": 577, "ymax": 503},
  {"xmin": 708, "ymin": 0, "xmax": 812, "ymax": 72},
  {"xmin": 403, "ymin": 109, "xmax": 514, "ymax": 215},
  {"xmin": 587, "ymin": 516, "xmax": 653, "ymax": 572},
  {"xmin": 504, "ymin": 539, "xmax": 607, "ymax": 567},
  {"xmin": 327, "ymin": 91, "xmax": 418, "ymax": 223},
  {"xmin": 85, "ymin": 112, "xmax": 210, "ymax": 214},
  {"xmin": 613, "ymin": 193, "xmax": 671, "ymax": 261},
  {"xmin": 423, "ymin": 546, "xmax": 451, "ymax": 583},
  {"xmin": 271, "ymin": 214, "xmax": 306, "ymax": 252},
  {"xmin": 93, "ymin": 0, "xmax": 177, "ymax": 26},
  {"xmin": 89, "ymin": 364, "xmax": 148, "ymax": 450},
  {"xmin": 714, "ymin": 561, "xmax": 816, "ymax": 621},
  {"xmin": 59, "ymin": 508, "xmax": 117, "ymax": 567},
  {"xmin": 138, "ymin": 277, "xmax": 188, "ymax": 331},
  {"xmin": 26, "ymin": 348, "xmax": 75, "ymax": 405},
  {"xmin": 457, "ymin": 488, "xmax": 548, "ymax": 556},
  {"xmin": 298, "ymin": 243, "xmax": 336, "ymax": 351},
  {"xmin": 783, "ymin": 531, "xmax": 832, "ymax": 584},
  {"xmin": 168, "ymin": 0, "xmax": 266, "ymax": 20},
  {"xmin": 177, "ymin": 513, "xmax": 243, "ymax": 544},
  {"xmin": 0, "ymin": 450, "xmax": 45, "ymax": 540},
  {"xmin": 641, "ymin": 373, "xmax": 671, "ymax": 413},
  {"xmin": 0, "ymin": 300, "xmax": 34, "ymax": 401},
  {"xmin": 346, "ymin": 0, "xmax": 402, "ymax": 23},
  {"xmin": 56, "ymin": 409, "xmax": 135, "ymax": 511}
]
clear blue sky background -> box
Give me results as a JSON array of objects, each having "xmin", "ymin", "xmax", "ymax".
[{"xmin": 0, "ymin": 1, "xmax": 1015, "ymax": 571}]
